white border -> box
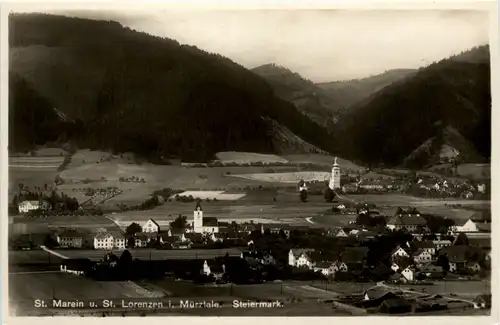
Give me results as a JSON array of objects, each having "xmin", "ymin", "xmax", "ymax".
[{"xmin": 1, "ymin": 1, "xmax": 498, "ymax": 325}]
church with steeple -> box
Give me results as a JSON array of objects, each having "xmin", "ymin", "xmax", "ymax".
[
  {"xmin": 328, "ymin": 157, "xmax": 341, "ymax": 190},
  {"xmin": 193, "ymin": 202, "xmax": 219, "ymax": 234}
]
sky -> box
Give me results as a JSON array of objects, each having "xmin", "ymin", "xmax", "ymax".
[{"xmin": 20, "ymin": 9, "xmax": 490, "ymax": 82}]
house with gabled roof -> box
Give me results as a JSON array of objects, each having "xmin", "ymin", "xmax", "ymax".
[
  {"xmin": 432, "ymin": 239, "xmax": 452, "ymax": 250},
  {"xmin": 457, "ymin": 211, "xmax": 491, "ymax": 233},
  {"xmin": 335, "ymin": 228, "xmax": 349, "ymax": 237},
  {"xmin": 18, "ymin": 200, "xmax": 52, "ymax": 214},
  {"xmin": 473, "ymin": 294, "xmax": 491, "ymax": 309},
  {"xmin": 314, "ymin": 261, "xmax": 337, "ymax": 277},
  {"xmin": 142, "ymin": 218, "xmax": 160, "ymax": 233},
  {"xmin": 288, "ymin": 248, "xmax": 315, "ymax": 268},
  {"xmin": 386, "ymin": 213, "xmax": 428, "ymax": 232},
  {"xmin": 331, "ymin": 260, "xmax": 348, "ymax": 272},
  {"xmin": 364, "ymin": 288, "xmax": 398, "ymax": 301},
  {"xmin": 392, "ymin": 247, "xmax": 410, "ymax": 259},
  {"xmin": 401, "ymin": 266, "xmax": 415, "ymax": 281},
  {"xmin": 412, "ymin": 249, "xmax": 433, "ymax": 264},
  {"xmin": 391, "ymin": 257, "xmax": 413, "ymax": 273},
  {"xmin": 413, "ymin": 241, "xmax": 436, "ymax": 255}
]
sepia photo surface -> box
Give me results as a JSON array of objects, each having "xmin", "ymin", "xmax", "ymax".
[{"xmin": 3, "ymin": 2, "xmax": 497, "ymax": 320}]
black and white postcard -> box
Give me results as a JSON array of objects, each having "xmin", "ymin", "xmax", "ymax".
[{"xmin": 2, "ymin": 1, "xmax": 498, "ymax": 323}]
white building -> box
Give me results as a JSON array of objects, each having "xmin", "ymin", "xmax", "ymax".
[
  {"xmin": 288, "ymin": 249, "xmax": 315, "ymax": 268},
  {"xmin": 401, "ymin": 267, "xmax": 414, "ymax": 281},
  {"xmin": 329, "ymin": 157, "xmax": 341, "ymax": 190},
  {"xmin": 193, "ymin": 202, "xmax": 219, "ymax": 234},
  {"xmin": 392, "ymin": 247, "xmax": 410, "ymax": 259},
  {"xmin": 93, "ymin": 233, "xmax": 126, "ymax": 249},
  {"xmin": 18, "ymin": 200, "xmax": 52, "ymax": 213},
  {"xmin": 142, "ymin": 219, "xmax": 160, "ymax": 233}
]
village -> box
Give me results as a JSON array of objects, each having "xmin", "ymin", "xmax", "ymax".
[{"xmin": 9, "ymin": 160, "xmax": 492, "ymax": 315}]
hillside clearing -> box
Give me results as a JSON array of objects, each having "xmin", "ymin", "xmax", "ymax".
[
  {"xmin": 228, "ymin": 171, "xmax": 331, "ymax": 183},
  {"xmin": 215, "ymin": 152, "xmax": 289, "ymax": 164},
  {"xmin": 284, "ymin": 154, "xmax": 365, "ymax": 172},
  {"xmin": 171, "ymin": 191, "xmax": 246, "ymax": 201}
]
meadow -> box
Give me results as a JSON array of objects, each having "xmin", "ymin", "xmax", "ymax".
[
  {"xmin": 108, "ymin": 192, "xmax": 334, "ymax": 227},
  {"xmin": 228, "ymin": 171, "xmax": 332, "ymax": 183},
  {"xmin": 215, "ymin": 151, "xmax": 289, "ymax": 164},
  {"xmin": 171, "ymin": 190, "xmax": 247, "ymax": 201}
]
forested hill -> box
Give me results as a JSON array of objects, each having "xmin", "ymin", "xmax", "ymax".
[
  {"xmin": 9, "ymin": 13, "xmax": 336, "ymax": 161},
  {"xmin": 316, "ymin": 69, "xmax": 416, "ymax": 109},
  {"xmin": 252, "ymin": 64, "xmax": 344, "ymax": 130},
  {"xmin": 334, "ymin": 45, "xmax": 491, "ymax": 168}
]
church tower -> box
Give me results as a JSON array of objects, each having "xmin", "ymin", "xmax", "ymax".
[
  {"xmin": 329, "ymin": 157, "xmax": 341, "ymax": 190},
  {"xmin": 193, "ymin": 202, "xmax": 203, "ymax": 233}
]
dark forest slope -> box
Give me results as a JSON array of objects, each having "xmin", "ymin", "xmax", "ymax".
[
  {"xmin": 252, "ymin": 64, "xmax": 343, "ymax": 130},
  {"xmin": 317, "ymin": 69, "xmax": 416, "ymax": 109},
  {"xmin": 9, "ymin": 13, "xmax": 335, "ymax": 161},
  {"xmin": 334, "ymin": 45, "xmax": 491, "ymax": 168}
]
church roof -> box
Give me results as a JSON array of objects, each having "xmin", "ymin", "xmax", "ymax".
[
  {"xmin": 195, "ymin": 201, "xmax": 203, "ymax": 211},
  {"xmin": 333, "ymin": 156, "xmax": 339, "ymax": 167}
]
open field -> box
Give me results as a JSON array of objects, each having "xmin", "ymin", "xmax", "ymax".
[
  {"xmin": 108, "ymin": 193, "xmax": 334, "ymax": 226},
  {"xmin": 340, "ymin": 193, "xmax": 487, "ymax": 220},
  {"xmin": 215, "ymin": 151, "xmax": 289, "ymax": 164},
  {"xmin": 171, "ymin": 190, "xmax": 247, "ymax": 201},
  {"xmin": 57, "ymin": 162, "xmax": 314, "ymax": 205},
  {"xmin": 342, "ymin": 194, "xmax": 489, "ymax": 208},
  {"xmin": 457, "ymin": 163, "xmax": 490, "ymax": 179},
  {"xmin": 308, "ymin": 212, "xmax": 355, "ymax": 227},
  {"xmin": 45, "ymin": 248, "xmax": 245, "ymax": 261},
  {"xmin": 66, "ymin": 149, "xmax": 114, "ymax": 169},
  {"xmin": 9, "ymin": 169, "xmax": 58, "ymax": 197},
  {"xmin": 9, "ymin": 250, "xmax": 64, "ymax": 265},
  {"xmin": 283, "ymin": 154, "xmax": 365, "ymax": 171},
  {"xmin": 10, "ymin": 214, "xmax": 119, "ymax": 235},
  {"xmin": 229, "ymin": 171, "xmax": 331, "ymax": 183},
  {"xmin": 9, "ymin": 156, "xmax": 65, "ymax": 168},
  {"xmin": 9, "ymin": 147, "xmax": 68, "ymax": 157}
]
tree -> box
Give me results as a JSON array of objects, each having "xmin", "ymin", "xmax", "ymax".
[
  {"xmin": 299, "ymin": 190, "xmax": 308, "ymax": 203},
  {"xmin": 126, "ymin": 222, "xmax": 142, "ymax": 235},
  {"xmin": 127, "ymin": 237, "xmax": 135, "ymax": 248},
  {"xmin": 119, "ymin": 249, "xmax": 133, "ymax": 266},
  {"xmin": 454, "ymin": 233, "xmax": 469, "ymax": 246},
  {"xmin": 170, "ymin": 215, "xmax": 188, "ymax": 230},
  {"xmin": 324, "ymin": 186, "xmax": 334, "ymax": 202},
  {"xmin": 43, "ymin": 234, "xmax": 58, "ymax": 248},
  {"xmin": 436, "ymin": 254, "xmax": 450, "ymax": 273}
]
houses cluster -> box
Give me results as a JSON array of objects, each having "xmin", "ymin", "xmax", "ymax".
[
  {"xmin": 285, "ymin": 246, "xmax": 375, "ymax": 278},
  {"xmin": 18, "ymin": 200, "xmax": 52, "ymax": 214},
  {"xmin": 388, "ymin": 240, "xmax": 486, "ymax": 283}
]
